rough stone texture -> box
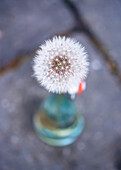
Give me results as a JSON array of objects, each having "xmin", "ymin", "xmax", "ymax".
[
  {"xmin": 0, "ymin": 0, "xmax": 121, "ymax": 170},
  {"xmin": 75, "ymin": 0, "xmax": 121, "ymax": 69},
  {"xmin": 0, "ymin": 0, "xmax": 74, "ymax": 66},
  {"xmin": 0, "ymin": 33, "xmax": 121, "ymax": 170}
]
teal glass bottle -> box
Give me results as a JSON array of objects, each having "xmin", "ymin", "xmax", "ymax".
[{"xmin": 33, "ymin": 93, "xmax": 84, "ymax": 146}]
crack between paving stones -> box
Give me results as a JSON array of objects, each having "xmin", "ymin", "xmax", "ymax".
[{"xmin": 0, "ymin": 0, "xmax": 121, "ymax": 87}]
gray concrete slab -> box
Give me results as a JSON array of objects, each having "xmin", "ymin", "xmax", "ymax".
[
  {"xmin": 75, "ymin": 0, "xmax": 121, "ymax": 69},
  {"xmin": 0, "ymin": 33, "xmax": 121, "ymax": 170},
  {"xmin": 0, "ymin": 0, "xmax": 74, "ymax": 66}
]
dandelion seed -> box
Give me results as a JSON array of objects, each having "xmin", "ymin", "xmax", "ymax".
[{"xmin": 61, "ymin": 67, "xmax": 64, "ymax": 70}]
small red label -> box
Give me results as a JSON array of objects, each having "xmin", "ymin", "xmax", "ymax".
[{"xmin": 77, "ymin": 82, "xmax": 83, "ymax": 94}]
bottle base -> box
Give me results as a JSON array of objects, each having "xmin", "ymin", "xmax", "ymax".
[{"xmin": 33, "ymin": 110, "xmax": 85, "ymax": 146}]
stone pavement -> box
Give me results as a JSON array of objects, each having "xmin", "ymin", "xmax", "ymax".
[
  {"xmin": 76, "ymin": 0, "xmax": 121, "ymax": 70},
  {"xmin": 0, "ymin": 0, "xmax": 121, "ymax": 170},
  {"xmin": 0, "ymin": 0, "xmax": 73, "ymax": 66}
]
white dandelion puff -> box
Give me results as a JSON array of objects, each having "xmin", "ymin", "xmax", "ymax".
[{"xmin": 33, "ymin": 36, "xmax": 89, "ymax": 94}]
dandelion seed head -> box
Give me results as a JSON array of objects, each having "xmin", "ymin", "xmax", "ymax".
[{"xmin": 33, "ymin": 36, "xmax": 89, "ymax": 94}]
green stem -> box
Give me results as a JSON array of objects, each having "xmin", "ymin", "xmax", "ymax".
[{"xmin": 56, "ymin": 94, "xmax": 62, "ymax": 124}]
